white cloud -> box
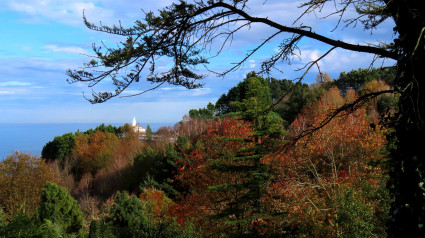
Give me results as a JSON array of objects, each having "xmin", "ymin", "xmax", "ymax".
[
  {"xmin": 0, "ymin": 88, "xmax": 29, "ymax": 96},
  {"xmin": 249, "ymin": 59, "xmax": 256, "ymax": 69},
  {"xmin": 161, "ymin": 87, "xmax": 181, "ymax": 91},
  {"xmin": 0, "ymin": 81, "xmax": 31, "ymax": 87},
  {"xmin": 44, "ymin": 45, "xmax": 90, "ymax": 55},
  {"xmin": 0, "ymin": 91, "xmax": 15, "ymax": 95},
  {"xmin": 3, "ymin": 0, "xmax": 175, "ymax": 27},
  {"xmin": 192, "ymin": 88, "xmax": 211, "ymax": 96},
  {"xmin": 294, "ymin": 47, "xmax": 396, "ymax": 77},
  {"xmin": 120, "ymin": 90, "xmax": 143, "ymax": 95},
  {"xmin": 178, "ymin": 88, "xmax": 211, "ymax": 96},
  {"xmin": 6, "ymin": 0, "xmax": 114, "ymax": 26}
]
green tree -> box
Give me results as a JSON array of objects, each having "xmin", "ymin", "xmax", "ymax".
[
  {"xmin": 140, "ymin": 145, "xmax": 185, "ymax": 199},
  {"xmin": 207, "ymin": 76, "xmax": 284, "ymax": 236},
  {"xmin": 68, "ymin": 1, "xmax": 425, "ymax": 235},
  {"xmin": 268, "ymin": 77, "xmax": 313, "ymax": 126},
  {"xmin": 214, "ymin": 74, "xmax": 319, "ymax": 127},
  {"xmin": 89, "ymin": 191, "xmax": 200, "ymax": 238},
  {"xmin": 0, "ymin": 212, "xmax": 39, "ymax": 238},
  {"xmin": 0, "ymin": 183, "xmax": 84, "ymax": 237},
  {"xmin": 189, "ymin": 102, "xmax": 216, "ymax": 119},
  {"xmin": 332, "ymin": 67, "xmax": 396, "ymax": 94},
  {"xmin": 93, "ymin": 123, "xmax": 120, "ymax": 135},
  {"xmin": 146, "ymin": 124, "xmax": 153, "ymax": 141},
  {"xmin": 231, "ymin": 75, "xmax": 271, "ymax": 119},
  {"xmin": 229, "ymin": 75, "xmax": 285, "ymax": 138},
  {"xmin": 42, "ymin": 132, "xmax": 76, "ymax": 168},
  {"xmin": 37, "ymin": 182, "xmax": 84, "ymax": 234}
]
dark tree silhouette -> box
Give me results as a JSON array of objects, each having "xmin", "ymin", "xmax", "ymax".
[{"xmin": 68, "ymin": 1, "xmax": 425, "ymax": 236}]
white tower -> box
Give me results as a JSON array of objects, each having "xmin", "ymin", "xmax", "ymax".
[{"xmin": 132, "ymin": 116, "xmax": 137, "ymax": 127}]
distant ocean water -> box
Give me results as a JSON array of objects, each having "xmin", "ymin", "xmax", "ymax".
[{"xmin": 0, "ymin": 122, "xmax": 175, "ymax": 160}]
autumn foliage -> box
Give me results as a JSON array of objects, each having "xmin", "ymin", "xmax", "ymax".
[
  {"xmin": 170, "ymin": 87, "xmax": 390, "ymax": 237},
  {"xmin": 0, "ymin": 152, "xmax": 57, "ymax": 219},
  {"xmin": 170, "ymin": 117, "xmax": 255, "ymax": 234},
  {"xmin": 269, "ymin": 87, "xmax": 389, "ymax": 236},
  {"xmin": 1, "ymin": 73, "xmax": 395, "ymax": 237}
]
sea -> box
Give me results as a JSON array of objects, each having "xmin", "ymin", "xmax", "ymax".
[{"xmin": 0, "ymin": 122, "xmax": 175, "ymax": 160}]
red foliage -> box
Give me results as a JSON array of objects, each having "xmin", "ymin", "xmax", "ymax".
[
  {"xmin": 172, "ymin": 117, "xmax": 254, "ymax": 232},
  {"xmin": 268, "ymin": 87, "xmax": 389, "ymax": 236}
]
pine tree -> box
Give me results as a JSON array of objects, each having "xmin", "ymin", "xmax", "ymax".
[
  {"xmin": 37, "ymin": 182, "xmax": 84, "ymax": 233},
  {"xmin": 146, "ymin": 124, "xmax": 153, "ymax": 141},
  {"xmin": 207, "ymin": 75, "xmax": 285, "ymax": 236}
]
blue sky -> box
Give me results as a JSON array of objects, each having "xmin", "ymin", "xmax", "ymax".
[{"xmin": 0, "ymin": 0, "xmax": 396, "ymax": 124}]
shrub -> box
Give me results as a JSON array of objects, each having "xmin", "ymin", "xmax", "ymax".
[
  {"xmin": 37, "ymin": 182, "xmax": 84, "ymax": 233},
  {"xmin": 89, "ymin": 191, "xmax": 200, "ymax": 238}
]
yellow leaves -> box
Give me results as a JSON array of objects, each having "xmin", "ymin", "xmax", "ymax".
[
  {"xmin": 361, "ymin": 80, "xmax": 390, "ymax": 95},
  {"xmin": 324, "ymin": 86, "xmax": 344, "ymax": 108},
  {"xmin": 0, "ymin": 152, "xmax": 57, "ymax": 219},
  {"xmin": 344, "ymin": 88, "xmax": 357, "ymax": 103},
  {"xmin": 72, "ymin": 130, "xmax": 142, "ymax": 176}
]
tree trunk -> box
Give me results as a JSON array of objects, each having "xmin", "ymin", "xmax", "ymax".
[{"xmin": 387, "ymin": 0, "xmax": 425, "ymax": 236}]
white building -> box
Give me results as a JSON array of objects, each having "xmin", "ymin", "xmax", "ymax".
[{"xmin": 132, "ymin": 117, "xmax": 146, "ymax": 133}]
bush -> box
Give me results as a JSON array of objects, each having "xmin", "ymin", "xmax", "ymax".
[
  {"xmin": 89, "ymin": 191, "xmax": 200, "ymax": 238},
  {"xmin": 0, "ymin": 212, "xmax": 38, "ymax": 238},
  {"xmin": 37, "ymin": 182, "xmax": 84, "ymax": 233}
]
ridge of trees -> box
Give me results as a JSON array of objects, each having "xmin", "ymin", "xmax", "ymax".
[
  {"xmin": 1, "ymin": 66, "xmax": 399, "ymax": 236},
  {"xmin": 67, "ymin": 0, "xmax": 425, "ymax": 234}
]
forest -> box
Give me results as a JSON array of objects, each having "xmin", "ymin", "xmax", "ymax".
[
  {"xmin": 1, "ymin": 0, "xmax": 425, "ymax": 237},
  {"xmin": 1, "ymin": 68, "xmax": 398, "ymax": 237}
]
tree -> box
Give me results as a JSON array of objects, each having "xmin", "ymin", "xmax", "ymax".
[
  {"xmin": 89, "ymin": 191, "xmax": 200, "ymax": 238},
  {"xmin": 37, "ymin": 182, "xmax": 84, "ymax": 234},
  {"xmin": 42, "ymin": 132, "xmax": 76, "ymax": 169},
  {"xmin": 268, "ymin": 77, "xmax": 316, "ymax": 127},
  {"xmin": 272, "ymin": 87, "xmax": 390, "ymax": 237},
  {"xmin": 146, "ymin": 124, "xmax": 153, "ymax": 141},
  {"xmin": 71, "ymin": 130, "xmax": 120, "ymax": 177},
  {"xmin": 189, "ymin": 102, "xmax": 216, "ymax": 119},
  {"xmin": 68, "ymin": 0, "xmax": 425, "ymax": 235},
  {"xmin": 140, "ymin": 145, "xmax": 185, "ymax": 199},
  {"xmin": 332, "ymin": 67, "xmax": 396, "ymax": 94},
  {"xmin": 0, "ymin": 152, "xmax": 57, "ymax": 219},
  {"xmin": 173, "ymin": 117, "xmax": 257, "ymax": 236}
]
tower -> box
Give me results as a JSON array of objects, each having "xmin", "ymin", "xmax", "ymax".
[{"xmin": 132, "ymin": 116, "xmax": 137, "ymax": 127}]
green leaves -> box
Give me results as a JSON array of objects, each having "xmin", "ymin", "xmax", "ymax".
[
  {"xmin": 89, "ymin": 191, "xmax": 201, "ymax": 238},
  {"xmin": 37, "ymin": 182, "xmax": 84, "ymax": 233}
]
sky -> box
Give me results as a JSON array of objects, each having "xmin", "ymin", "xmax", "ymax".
[{"xmin": 0, "ymin": 0, "xmax": 397, "ymax": 124}]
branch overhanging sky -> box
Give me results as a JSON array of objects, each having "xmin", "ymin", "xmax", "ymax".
[{"xmin": 0, "ymin": 0, "xmax": 396, "ymax": 124}]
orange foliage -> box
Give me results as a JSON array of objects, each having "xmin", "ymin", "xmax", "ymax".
[
  {"xmin": 361, "ymin": 80, "xmax": 392, "ymax": 121},
  {"xmin": 361, "ymin": 80, "xmax": 390, "ymax": 95},
  {"xmin": 69, "ymin": 128, "xmax": 143, "ymax": 199},
  {"xmin": 269, "ymin": 87, "xmax": 388, "ymax": 236},
  {"xmin": 140, "ymin": 188, "xmax": 174, "ymax": 220},
  {"xmin": 72, "ymin": 129, "xmax": 143, "ymax": 177},
  {"xmin": 73, "ymin": 131, "xmax": 120, "ymax": 175},
  {"xmin": 172, "ymin": 117, "xmax": 254, "ymax": 233},
  {"xmin": 175, "ymin": 117, "xmax": 254, "ymax": 190}
]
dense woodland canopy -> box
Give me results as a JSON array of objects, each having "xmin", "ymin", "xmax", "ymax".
[
  {"xmin": 1, "ymin": 70, "xmax": 397, "ymax": 236},
  {"xmin": 1, "ymin": 0, "xmax": 424, "ymax": 237}
]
